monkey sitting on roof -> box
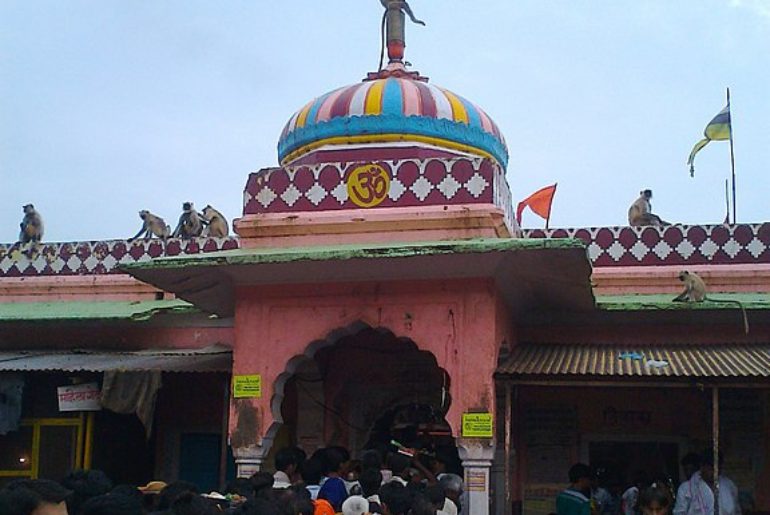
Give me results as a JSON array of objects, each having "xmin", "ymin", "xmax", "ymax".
[
  {"xmin": 172, "ymin": 202, "xmax": 205, "ymax": 239},
  {"xmin": 201, "ymin": 205, "xmax": 228, "ymax": 238},
  {"xmin": 674, "ymin": 270, "xmax": 749, "ymax": 334},
  {"xmin": 19, "ymin": 204, "xmax": 43, "ymax": 244},
  {"xmin": 628, "ymin": 189, "xmax": 670, "ymax": 227},
  {"xmin": 129, "ymin": 210, "xmax": 170, "ymax": 242}
]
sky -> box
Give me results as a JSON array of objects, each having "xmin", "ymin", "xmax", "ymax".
[{"xmin": 1, "ymin": 0, "xmax": 769, "ymax": 242}]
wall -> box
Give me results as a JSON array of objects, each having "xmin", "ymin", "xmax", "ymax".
[{"xmin": 228, "ymin": 278, "xmax": 503, "ymax": 457}]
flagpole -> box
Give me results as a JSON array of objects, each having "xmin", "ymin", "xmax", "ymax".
[
  {"xmin": 724, "ymin": 179, "xmax": 730, "ymax": 224},
  {"xmin": 727, "ymin": 87, "xmax": 736, "ymax": 224}
]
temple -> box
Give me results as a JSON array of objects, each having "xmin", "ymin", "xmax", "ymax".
[{"xmin": 1, "ymin": 4, "xmax": 770, "ymax": 515}]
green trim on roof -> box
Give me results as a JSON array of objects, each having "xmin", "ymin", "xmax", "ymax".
[
  {"xmin": 0, "ymin": 299, "xmax": 197, "ymax": 322},
  {"xmin": 121, "ymin": 238, "xmax": 586, "ymax": 271},
  {"xmin": 596, "ymin": 293, "xmax": 770, "ymax": 311}
]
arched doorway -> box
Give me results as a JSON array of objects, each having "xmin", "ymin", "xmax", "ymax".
[{"xmin": 273, "ymin": 325, "xmax": 456, "ymax": 464}]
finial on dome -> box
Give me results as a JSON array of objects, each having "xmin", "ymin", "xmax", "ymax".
[
  {"xmin": 380, "ymin": 0, "xmax": 425, "ymax": 64},
  {"xmin": 368, "ymin": 1, "xmax": 428, "ymax": 82}
]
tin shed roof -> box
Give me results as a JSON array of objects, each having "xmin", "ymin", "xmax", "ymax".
[
  {"xmin": 497, "ymin": 343, "xmax": 770, "ymax": 380},
  {"xmin": 0, "ymin": 345, "xmax": 232, "ymax": 372},
  {"xmin": 0, "ymin": 299, "xmax": 197, "ymax": 322}
]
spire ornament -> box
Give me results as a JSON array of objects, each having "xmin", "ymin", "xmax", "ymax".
[
  {"xmin": 380, "ymin": 0, "xmax": 425, "ymax": 64},
  {"xmin": 370, "ymin": 0, "xmax": 427, "ymax": 81}
]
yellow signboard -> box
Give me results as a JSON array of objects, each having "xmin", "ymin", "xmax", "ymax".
[
  {"xmin": 462, "ymin": 413, "xmax": 493, "ymax": 438},
  {"xmin": 233, "ymin": 375, "xmax": 262, "ymax": 398}
]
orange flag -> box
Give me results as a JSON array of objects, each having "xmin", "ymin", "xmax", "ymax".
[{"xmin": 516, "ymin": 183, "xmax": 557, "ymax": 226}]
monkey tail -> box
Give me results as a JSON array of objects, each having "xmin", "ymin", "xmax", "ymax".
[
  {"xmin": 739, "ymin": 303, "xmax": 749, "ymax": 335},
  {"xmin": 708, "ymin": 298, "xmax": 749, "ymax": 334}
]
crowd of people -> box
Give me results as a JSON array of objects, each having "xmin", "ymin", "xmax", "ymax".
[
  {"xmin": 557, "ymin": 449, "xmax": 741, "ymax": 515},
  {"xmin": 0, "ymin": 445, "xmax": 465, "ymax": 515}
]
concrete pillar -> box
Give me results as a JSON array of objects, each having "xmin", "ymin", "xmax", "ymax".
[
  {"xmin": 232, "ymin": 445, "xmax": 268, "ymax": 478},
  {"xmin": 458, "ymin": 438, "xmax": 496, "ymax": 515}
]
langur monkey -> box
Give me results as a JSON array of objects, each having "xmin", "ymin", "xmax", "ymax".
[
  {"xmin": 628, "ymin": 189, "xmax": 671, "ymax": 227},
  {"xmin": 674, "ymin": 270, "xmax": 749, "ymax": 334},
  {"xmin": 201, "ymin": 205, "xmax": 229, "ymax": 237},
  {"xmin": 19, "ymin": 204, "xmax": 44, "ymax": 244},
  {"xmin": 172, "ymin": 202, "xmax": 204, "ymax": 239},
  {"xmin": 129, "ymin": 210, "xmax": 170, "ymax": 242}
]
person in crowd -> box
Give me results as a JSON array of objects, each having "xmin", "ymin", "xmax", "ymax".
[
  {"xmin": 80, "ymin": 493, "xmax": 144, "ymax": 515},
  {"xmin": 358, "ymin": 468, "xmax": 383, "ymax": 513},
  {"xmin": 111, "ymin": 484, "xmax": 145, "ymax": 505},
  {"xmin": 311, "ymin": 497, "xmax": 335, "ymax": 515},
  {"xmin": 674, "ymin": 450, "xmax": 740, "ymax": 515},
  {"xmin": 360, "ymin": 449, "xmax": 383, "ymax": 473},
  {"xmin": 0, "ymin": 479, "xmax": 71, "ymax": 515},
  {"xmin": 274, "ymin": 447, "xmax": 300, "ymax": 489},
  {"xmin": 138, "ymin": 481, "xmax": 167, "ymax": 513},
  {"xmin": 379, "ymin": 482, "xmax": 411, "ymax": 515},
  {"xmin": 680, "ymin": 454, "xmax": 701, "ymax": 483},
  {"xmin": 408, "ymin": 494, "xmax": 435, "ymax": 515},
  {"xmin": 150, "ymin": 481, "xmax": 198, "ymax": 515},
  {"xmin": 60, "ymin": 469, "xmax": 113, "ymax": 515},
  {"xmin": 437, "ymin": 474, "xmax": 463, "ymax": 515},
  {"xmin": 592, "ymin": 467, "xmax": 615, "ymax": 515},
  {"xmin": 300, "ymin": 456, "xmax": 325, "ymax": 500},
  {"xmin": 275, "ymin": 484, "xmax": 313, "ymax": 515},
  {"xmin": 556, "ymin": 463, "xmax": 593, "ymax": 515},
  {"xmin": 639, "ymin": 483, "xmax": 673, "ymax": 515},
  {"xmin": 317, "ymin": 448, "xmax": 348, "ymax": 511},
  {"xmin": 425, "ymin": 484, "xmax": 446, "ymax": 515},
  {"xmin": 341, "ymin": 495, "xmax": 369, "ymax": 515},
  {"xmin": 169, "ymin": 492, "xmax": 216, "ymax": 515},
  {"xmin": 344, "ymin": 459, "xmax": 363, "ymax": 495},
  {"xmin": 622, "ymin": 471, "xmax": 649, "ymax": 515},
  {"xmin": 386, "ymin": 453, "xmax": 411, "ymax": 487}
]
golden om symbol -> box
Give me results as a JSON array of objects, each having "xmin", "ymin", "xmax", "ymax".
[{"xmin": 346, "ymin": 164, "xmax": 391, "ymax": 208}]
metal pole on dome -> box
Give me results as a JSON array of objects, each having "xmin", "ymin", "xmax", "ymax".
[{"xmin": 380, "ymin": 0, "xmax": 425, "ymax": 65}]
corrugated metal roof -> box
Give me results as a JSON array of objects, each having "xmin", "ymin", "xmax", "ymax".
[
  {"xmin": 497, "ymin": 343, "xmax": 770, "ymax": 378},
  {"xmin": 0, "ymin": 345, "xmax": 231, "ymax": 372},
  {"xmin": 0, "ymin": 300, "xmax": 197, "ymax": 322}
]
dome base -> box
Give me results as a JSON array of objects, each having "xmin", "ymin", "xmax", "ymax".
[{"xmin": 234, "ymin": 205, "xmax": 516, "ymax": 248}]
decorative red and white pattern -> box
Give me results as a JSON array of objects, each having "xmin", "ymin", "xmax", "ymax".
[
  {"xmin": 243, "ymin": 157, "xmax": 505, "ymax": 215},
  {"xmin": 2, "ymin": 224, "xmax": 766, "ymax": 278},
  {"xmin": 525, "ymin": 224, "xmax": 770, "ymax": 267},
  {"xmin": 0, "ymin": 237, "xmax": 239, "ymax": 277}
]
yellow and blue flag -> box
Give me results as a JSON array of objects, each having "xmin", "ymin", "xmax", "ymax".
[{"xmin": 687, "ymin": 104, "xmax": 731, "ymax": 177}]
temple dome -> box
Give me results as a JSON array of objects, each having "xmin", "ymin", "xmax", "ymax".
[{"xmin": 277, "ymin": 76, "xmax": 508, "ymax": 167}]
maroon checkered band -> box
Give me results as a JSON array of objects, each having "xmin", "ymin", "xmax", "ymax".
[
  {"xmin": 0, "ymin": 237, "xmax": 239, "ymax": 277},
  {"xmin": 244, "ymin": 157, "xmax": 510, "ymax": 218},
  {"xmin": 2, "ymin": 224, "xmax": 767, "ymax": 278},
  {"xmin": 524, "ymin": 224, "xmax": 770, "ymax": 267}
]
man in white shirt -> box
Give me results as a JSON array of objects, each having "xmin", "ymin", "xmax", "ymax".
[{"xmin": 674, "ymin": 450, "xmax": 740, "ymax": 515}]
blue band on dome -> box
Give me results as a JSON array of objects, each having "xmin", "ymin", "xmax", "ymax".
[{"xmin": 278, "ymin": 114, "xmax": 509, "ymax": 167}]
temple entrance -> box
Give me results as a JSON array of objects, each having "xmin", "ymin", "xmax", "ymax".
[{"xmin": 273, "ymin": 326, "xmax": 457, "ymax": 466}]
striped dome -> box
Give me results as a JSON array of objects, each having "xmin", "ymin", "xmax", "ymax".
[{"xmin": 278, "ymin": 77, "xmax": 508, "ymax": 167}]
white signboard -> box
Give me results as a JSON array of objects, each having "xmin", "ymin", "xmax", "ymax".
[{"xmin": 57, "ymin": 383, "xmax": 102, "ymax": 412}]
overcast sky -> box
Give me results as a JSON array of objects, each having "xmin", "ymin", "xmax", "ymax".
[{"xmin": 1, "ymin": 0, "xmax": 769, "ymax": 242}]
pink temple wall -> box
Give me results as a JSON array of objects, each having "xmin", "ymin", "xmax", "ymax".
[{"xmin": 228, "ymin": 279, "xmax": 507, "ymax": 452}]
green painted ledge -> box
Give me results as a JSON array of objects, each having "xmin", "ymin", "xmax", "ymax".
[
  {"xmin": 121, "ymin": 238, "xmax": 586, "ymax": 271},
  {"xmin": 0, "ymin": 299, "xmax": 197, "ymax": 322},
  {"xmin": 596, "ymin": 293, "xmax": 770, "ymax": 311}
]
